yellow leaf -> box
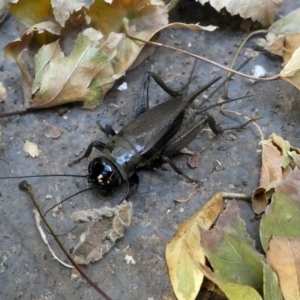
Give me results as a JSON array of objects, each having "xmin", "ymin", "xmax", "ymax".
[
  {"xmin": 252, "ymin": 133, "xmax": 293, "ymax": 214},
  {"xmin": 9, "ymin": 0, "xmax": 52, "ymax": 27},
  {"xmin": 165, "ymin": 192, "xmax": 223, "ymax": 300},
  {"xmin": 23, "ymin": 140, "xmax": 39, "ymax": 158}
]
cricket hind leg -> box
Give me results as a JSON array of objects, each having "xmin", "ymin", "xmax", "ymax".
[
  {"xmin": 161, "ymin": 156, "xmax": 202, "ymax": 186},
  {"xmin": 206, "ymin": 114, "xmax": 254, "ymax": 135},
  {"xmin": 134, "ymin": 60, "xmax": 197, "ymax": 117}
]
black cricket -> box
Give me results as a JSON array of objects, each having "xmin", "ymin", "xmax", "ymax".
[
  {"xmin": 68, "ymin": 70, "xmax": 250, "ymax": 200},
  {"xmin": 0, "ymin": 61, "xmax": 251, "ymax": 203}
]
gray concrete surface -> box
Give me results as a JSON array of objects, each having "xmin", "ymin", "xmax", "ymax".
[{"xmin": 1, "ymin": 1, "xmax": 300, "ymax": 299}]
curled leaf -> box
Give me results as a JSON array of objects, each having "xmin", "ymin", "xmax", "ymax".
[{"xmin": 252, "ymin": 133, "xmax": 300, "ymax": 214}]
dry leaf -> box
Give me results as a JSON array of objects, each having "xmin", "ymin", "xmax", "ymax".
[
  {"xmin": 0, "ymin": 82, "xmax": 6, "ymax": 102},
  {"xmin": 23, "ymin": 140, "xmax": 39, "ymax": 158},
  {"xmin": 30, "ymin": 29, "xmax": 121, "ymax": 108},
  {"xmin": 267, "ymin": 236, "xmax": 300, "ymax": 300},
  {"xmin": 165, "ymin": 192, "xmax": 223, "ymax": 300},
  {"xmin": 188, "ymin": 153, "xmax": 199, "ymax": 169},
  {"xmin": 4, "ymin": 21, "xmax": 61, "ymax": 104},
  {"xmin": 45, "ymin": 126, "xmax": 62, "ymax": 139},
  {"xmin": 264, "ymin": 8, "xmax": 300, "ymax": 65},
  {"xmin": 71, "ymin": 201, "xmax": 132, "ymax": 265},
  {"xmin": 252, "ymin": 133, "xmax": 297, "ymax": 214},
  {"xmin": 260, "ymin": 168, "xmax": 300, "ymax": 252},
  {"xmin": 196, "ymin": 0, "xmax": 282, "ymax": 26},
  {"xmin": 6, "ymin": 0, "xmax": 217, "ymax": 109},
  {"xmin": 280, "ymin": 46, "xmax": 300, "ymax": 91}
]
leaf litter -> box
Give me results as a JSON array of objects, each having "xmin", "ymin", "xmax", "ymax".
[
  {"xmin": 4, "ymin": 1, "xmax": 300, "ymax": 299},
  {"xmin": 4, "ymin": 0, "xmax": 216, "ymax": 110},
  {"xmin": 167, "ymin": 134, "xmax": 300, "ymax": 299}
]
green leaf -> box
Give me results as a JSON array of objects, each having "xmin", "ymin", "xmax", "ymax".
[
  {"xmin": 263, "ymin": 263, "xmax": 283, "ymax": 300},
  {"xmin": 200, "ymin": 201, "xmax": 265, "ymax": 291},
  {"xmin": 260, "ymin": 186, "xmax": 300, "ymax": 252}
]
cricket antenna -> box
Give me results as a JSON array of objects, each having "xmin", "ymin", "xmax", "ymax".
[
  {"xmin": 43, "ymin": 186, "xmax": 97, "ymax": 218},
  {"xmin": 195, "ymin": 57, "xmax": 252, "ymax": 110},
  {"xmin": 42, "ymin": 186, "xmax": 98, "ymax": 236},
  {"xmin": 0, "ymin": 174, "xmax": 87, "ymax": 180}
]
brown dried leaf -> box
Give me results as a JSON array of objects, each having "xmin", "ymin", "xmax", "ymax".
[
  {"xmin": 45, "ymin": 126, "xmax": 61, "ymax": 139},
  {"xmin": 71, "ymin": 201, "xmax": 132, "ymax": 265},
  {"xmin": 188, "ymin": 153, "xmax": 199, "ymax": 169},
  {"xmin": 252, "ymin": 133, "xmax": 293, "ymax": 214},
  {"xmin": 196, "ymin": 0, "xmax": 282, "ymax": 26},
  {"xmin": 165, "ymin": 192, "xmax": 223, "ymax": 300},
  {"xmin": 267, "ymin": 236, "xmax": 300, "ymax": 300}
]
